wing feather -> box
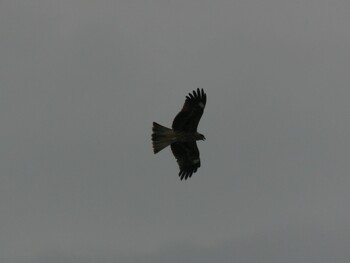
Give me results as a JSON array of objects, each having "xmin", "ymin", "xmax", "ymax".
[
  {"xmin": 172, "ymin": 88, "xmax": 207, "ymax": 132},
  {"xmin": 171, "ymin": 142, "xmax": 201, "ymax": 180}
]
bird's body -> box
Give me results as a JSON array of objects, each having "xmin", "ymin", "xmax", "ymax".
[{"xmin": 152, "ymin": 88, "xmax": 207, "ymax": 180}]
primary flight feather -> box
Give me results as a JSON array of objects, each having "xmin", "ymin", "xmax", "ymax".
[{"xmin": 152, "ymin": 88, "xmax": 207, "ymax": 180}]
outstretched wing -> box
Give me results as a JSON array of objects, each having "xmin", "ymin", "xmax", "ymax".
[
  {"xmin": 171, "ymin": 142, "xmax": 201, "ymax": 180},
  {"xmin": 172, "ymin": 88, "xmax": 206, "ymax": 132}
]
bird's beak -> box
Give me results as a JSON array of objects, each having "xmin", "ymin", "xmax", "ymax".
[{"xmin": 203, "ymin": 136, "xmax": 206, "ymax": 141}]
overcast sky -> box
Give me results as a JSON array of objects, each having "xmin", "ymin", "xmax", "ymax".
[{"xmin": 1, "ymin": 0, "xmax": 350, "ymax": 262}]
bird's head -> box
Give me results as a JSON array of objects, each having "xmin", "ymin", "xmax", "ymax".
[{"xmin": 196, "ymin": 133, "xmax": 206, "ymax": 141}]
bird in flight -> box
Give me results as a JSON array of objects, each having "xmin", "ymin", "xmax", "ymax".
[{"xmin": 152, "ymin": 88, "xmax": 207, "ymax": 180}]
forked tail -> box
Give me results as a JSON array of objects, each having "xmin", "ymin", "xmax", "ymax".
[{"xmin": 152, "ymin": 122, "xmax": 176, "ymax": 154}]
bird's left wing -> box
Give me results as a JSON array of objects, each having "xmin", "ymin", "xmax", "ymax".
[{"xmin": 171, "ymin": 141, "xmax": 201, "ymax": 180}]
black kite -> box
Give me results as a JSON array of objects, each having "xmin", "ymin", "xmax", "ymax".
[{"xmin": 152, "ymin": 88, "xmax": 207, "ymax": 180}]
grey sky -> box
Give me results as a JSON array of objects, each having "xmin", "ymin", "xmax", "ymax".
[{"xmin": 1, "ymin": 0, "xmax": 350, "ymax": 262}]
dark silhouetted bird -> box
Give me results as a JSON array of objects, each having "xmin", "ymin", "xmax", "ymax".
[{"xmin": 152, "ymin": 88, "xmax": 207, "ymax": 180}]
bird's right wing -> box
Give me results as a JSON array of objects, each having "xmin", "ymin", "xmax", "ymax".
[{"xmin": 172, "ymin": 88, "xmax": 206, "ymax": 132}]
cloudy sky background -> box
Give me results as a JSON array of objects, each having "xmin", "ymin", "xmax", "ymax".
[{"xmin": 1, "ymin": 0, "xmax": 350, "ymax": 262}]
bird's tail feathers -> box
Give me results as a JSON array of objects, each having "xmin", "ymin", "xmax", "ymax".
[{"xmin": 152, "ymin": 122, "xmax": 176, "ymax": 154}]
